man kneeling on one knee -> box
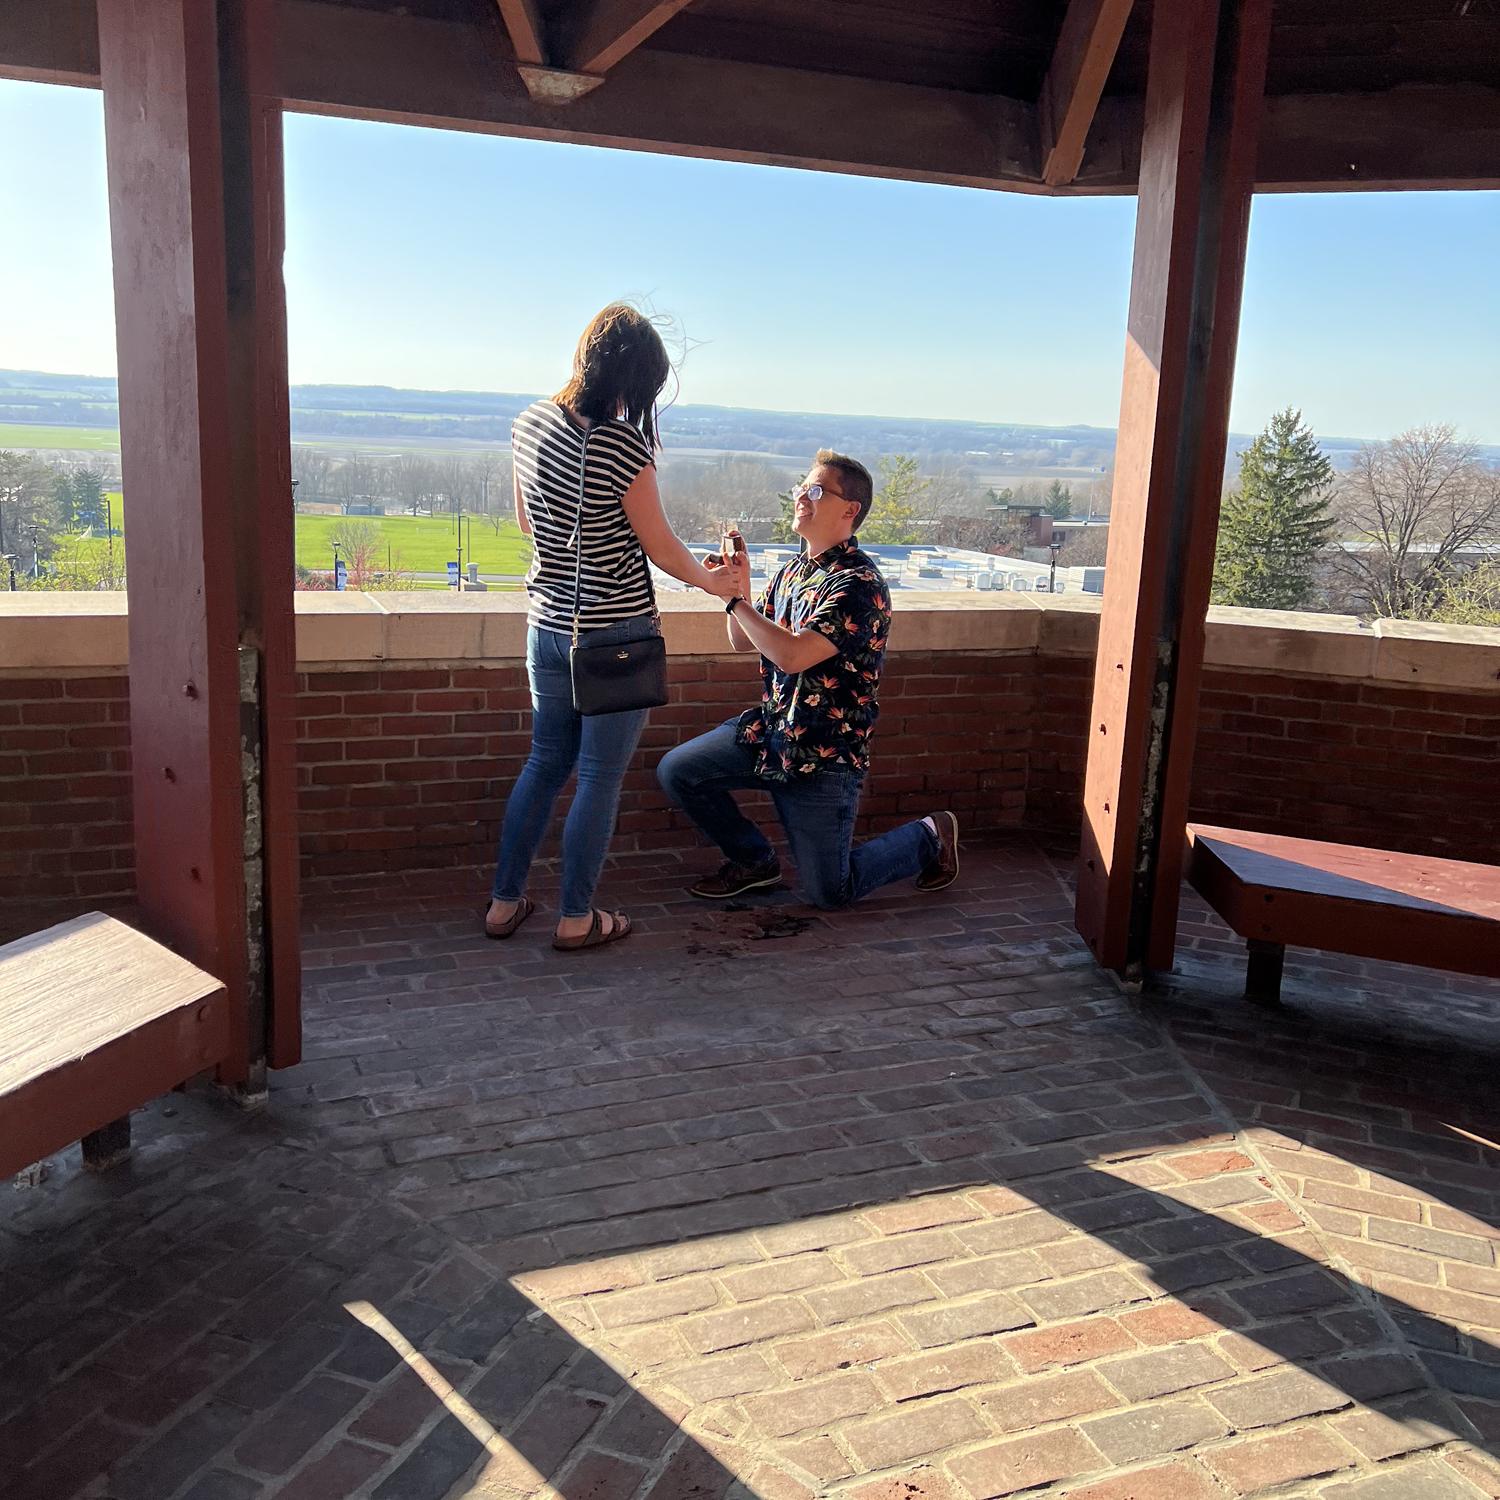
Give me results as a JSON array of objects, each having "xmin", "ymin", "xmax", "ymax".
[{"xmin": 658, "ymin": 449, "xmax": 959, "ymax": 910}]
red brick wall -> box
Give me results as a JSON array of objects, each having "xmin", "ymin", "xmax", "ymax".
[
  {"xmin": 0, "ymin": 651, "xmax": 1032, "ymax": 925},
  {"xmin": 1027, "ymin": 656, "xmax": 1500, "ymax": 861},
  {"xmin": 3, "ymin": 648, "xmax": 1495, "ymax": 932},
  {"xmin": 295, "ymin": 652, "xmax": 1033, "ymax": 880},
  {"xmin": 0, "ymin": 677, "xmax": 134, "ymax": 924}
]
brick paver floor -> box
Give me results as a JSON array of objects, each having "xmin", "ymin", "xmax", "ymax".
[{"xmin": 3, "ymin": 837, "xmax": 1497, "ymax": 1499}]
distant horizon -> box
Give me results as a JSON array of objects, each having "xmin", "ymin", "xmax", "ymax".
[{"xmin": 7, "ymin": 365, "xmax": 1498, "ymax": 457}]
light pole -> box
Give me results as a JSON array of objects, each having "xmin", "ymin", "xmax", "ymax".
[
  {"xmin": 103, "ymin": 492, "xmax": 117, "ymax": 587},
  {"xmin": 332, "ymin": 540, "xmax": 342, "ymax": 590},
  {"xmin": 1048, "ymin": 535, "xmax": 1063, "ymax": 594},
  {"xmin": 26, "ymin": 524, "xmax": 42, "ymax": 581},
  {"xmin": 3, "ymin": 554, "xmax": 16, "ymax": 592},
  {"xmin": 455, "ymin": 505, "xmax": 464, "ymax": 590}
]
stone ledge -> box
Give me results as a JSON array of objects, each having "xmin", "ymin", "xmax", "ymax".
[{"xmin": 0, "ymin": 591, "xmax": 1495, "ymax": 692}]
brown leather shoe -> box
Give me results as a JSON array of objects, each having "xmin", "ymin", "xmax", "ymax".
[
  {"xmin": 915, "ymin": 811, "xmax": 959, "ymax": 892},
  {"xmin": 689, "ymin": 858, "xmax": 783, "ymax": 900}
]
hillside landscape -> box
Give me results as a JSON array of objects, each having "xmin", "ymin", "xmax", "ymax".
[{"xmin": 10, "ymin": 368, "xmax": 1474, "ymax": 474}]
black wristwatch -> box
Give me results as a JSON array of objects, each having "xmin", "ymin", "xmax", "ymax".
[{"xmin": 726, "ymin": 596, "xmax": 746, "ymax": 615}]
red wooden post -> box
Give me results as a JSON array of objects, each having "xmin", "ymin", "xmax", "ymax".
[
  {"xmin": 98, "ymin": 0, "xmax": 300, "ymax": 1083},
  {"xmin": 1074, "ymin": 0, "xmax": 1271, "ymax": 978}
]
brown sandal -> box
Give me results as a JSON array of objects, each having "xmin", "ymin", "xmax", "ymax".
[
  {"xmin": 552, "ymin": 909, "xmax": 632, "ymax": 952},
  {"xmin": 482, "ymin": 896, "xmax": 535, "ymax": 940}
]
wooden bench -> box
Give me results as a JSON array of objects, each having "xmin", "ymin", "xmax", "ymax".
[
  {"xmin": 1185, "ymin": 825, "xmax": 1500, "ymax": 1004},
  {"xmin": 1, "ymin": 913, "xmax": 230, "ymax": 1178}
]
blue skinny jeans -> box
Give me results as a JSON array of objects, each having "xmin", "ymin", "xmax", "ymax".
[
  {"xmin": 657, "ymin": 719, "xmax": 938, "ymax": 910},
  {"xmin": 490, "ymin": 618, "xmax": 652, "ymax": 918}
]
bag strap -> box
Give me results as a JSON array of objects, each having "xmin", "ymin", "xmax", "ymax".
[
  {"xmin": 571, "ymin": 427, "xmax": 590, "ymax": 647},
  {"xmin": 570, "ymin": 423, "xmax": 661, "ymax": 647}
]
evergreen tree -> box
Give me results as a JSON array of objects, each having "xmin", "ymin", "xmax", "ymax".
[
  {"xmin": 72, "ymin": 469, "xmax": 108, "ymax": 531},
  {"xmin": 770, "ymin": 487, "xmax": 798, "ymax": 543},
  {"xmin": 52, "ymin": 469, "xmax": 77, "ymax": 525},
  {"xmin": 862, "ymin": 454, "xmax": 926, "ymax": 544},
  {"xmin": 1212, "ymin": 408, "xmax": 1336, "ymax": 610},
  {"xmin": 1043, "ymin": 479, "xmax": 1073, "ymax": 519},
  {"xmin": 0, "ymin": 451, "xmax": 67, "ymax": 563}
]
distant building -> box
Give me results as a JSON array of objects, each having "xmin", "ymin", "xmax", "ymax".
[{"xmin": 662, "ymin": 543, "xmax": 1097, "ymax": 597}]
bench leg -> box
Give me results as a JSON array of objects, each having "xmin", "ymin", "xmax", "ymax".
[
  {"xmin": 82, "ymin": 1115, "xmax": 132, "ymax": 1172},
  {"xmin": 1245, "ymin": 940, "xmax": 1285, "ymax": 1006}
]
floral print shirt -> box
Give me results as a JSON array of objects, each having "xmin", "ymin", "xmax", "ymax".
[{"xmin": 736, "ymin": 537, "xmax": 892, "ymax": 781}]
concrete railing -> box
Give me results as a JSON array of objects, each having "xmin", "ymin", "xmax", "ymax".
[{"xmin": 3, "ymin": 590, "xmax": 1498, "ymax": 690}]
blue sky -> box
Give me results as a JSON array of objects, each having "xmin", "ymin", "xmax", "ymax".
[{"xmin": 1, "ymin": 79, "xmax": 1496, "ymax": 442}]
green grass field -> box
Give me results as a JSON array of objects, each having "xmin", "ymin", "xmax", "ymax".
[
  {"xmin": 293, "ymin": 512, "xmax": 529, "ymax": 575},
  {"xmin": 0, "ymin": 423, "xmax": 120, "ymax": 451},
  {"xmin": 66, "ymin": 494, "xmax": 530, "ymax": 580}
]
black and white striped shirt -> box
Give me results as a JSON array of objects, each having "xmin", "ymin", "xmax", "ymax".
[{"xmin": 514, "ymin": 400, "xmax": 656, "ymax": 633}]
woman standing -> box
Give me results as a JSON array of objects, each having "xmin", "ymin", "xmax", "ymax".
[{"xmin": 484, "ymin": 304, "xmax": 738, "ymax": 951}]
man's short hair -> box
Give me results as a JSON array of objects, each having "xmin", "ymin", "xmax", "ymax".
[{"xmin": 814, "ymin": 449, "xmax": 874, "ymax": 530}]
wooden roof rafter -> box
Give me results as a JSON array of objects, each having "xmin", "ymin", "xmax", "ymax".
[
  {"xmin": 492, "ymin": 0, "xmax": 604, "ymax": 103},
  {"xmin": 494, "ymin": 0, "xmax": 697, "ymax": 106},
  {"xmin": 562, "ymin": 0, "xmax": 698, "ymax": 76},
  {"xmin": 494, "ymin": 0, "xmax": 546, "ymax": 66},
  {"xmin": 1040, "ymin": 0, "xmax": 1135, "ymax": 187}
]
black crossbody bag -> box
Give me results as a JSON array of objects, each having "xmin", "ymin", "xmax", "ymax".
[{"xmin": 568, "ymin": 430, "xmax": 669, "ymax": 716}]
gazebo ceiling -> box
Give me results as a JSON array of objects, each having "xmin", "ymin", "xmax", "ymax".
[
  {"xmin": 544, "ymin": 0, "xmax": 1500, "ymax": 100},
  {"xmin": 4, "ymin": 0, "xmax": 1499, "ymax": 193}
]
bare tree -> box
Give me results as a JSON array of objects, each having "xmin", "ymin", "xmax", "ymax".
[
  {"xmin": 920, "ymin": 461, "xmax": 985, "ymax": 523},
  {"xmin": 392, "ymin": 454, "xmax": 435, "ymax": 515},
  {"xmin": 328, "ymin": 518, "xmax": 383, "ymax": 588},
  {"xmin": 471, "ymin": 451, "xmax": 508, "ymax": 514},
  {"xmin": 658, "ymin": 458, "xmax": 789, "ymax": 544},
  {"xmin": 365, "ymin": 460, "xmax": 395, "ymax": 508},
  {"xmin": 1333, "ymin": 425, "xmax": 1500, "ymax": 618},
  {"xmin": 330, "ymin": 453, "xmax": 372, "ymax": 509},
  {"xmin": 926, "ymin": 513, "xmax": 1032, "ymax": 555},
  {"xmin": 437, "ymin": 456, "xmax": 475, "ymax": 515},
  {"xmin": 1054, "ymin": 526, "xmax": 1110, "ymax": 568},
  {"xmin": 290, "ymin": 447, "xmax": 332, "ymax": 503}
]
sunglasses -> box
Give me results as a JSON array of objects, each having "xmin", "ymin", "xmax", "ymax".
[{"xmin": 791, "ymin": 482, "xmax": 849, "ymax": 504}]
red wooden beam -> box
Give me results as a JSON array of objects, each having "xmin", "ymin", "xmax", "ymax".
[
  {"xmin": 98, "ymin": 0, "xmax": 299, "ymax": 1081},
  {"xmin": 1074, "ymin": 0, "xmax": 1272, "ymax": 977},
  {"xmin": 494, "ymin": 0, "xmax": 547, "ymax": 66},
  {"xmin": 1040, "ymin": 0, "xmax": 1134, "ymax": 188},
  {"xmin": 561, "ymin": 0, "xmax": 695, "ymax": 77}
]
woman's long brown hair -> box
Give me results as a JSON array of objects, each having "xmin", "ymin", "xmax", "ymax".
[{"xmin": 553, "ymin": 303, "xmax": 672, "ymax": 450}]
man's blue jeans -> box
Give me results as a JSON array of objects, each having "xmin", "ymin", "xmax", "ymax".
[
  {"xmin": 658, "ymin": 720, "xmax": 938, "ymax": 909},
  {"xmin": 491, "ymin": 618, "xmax": 652, "ymax": 918}
]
